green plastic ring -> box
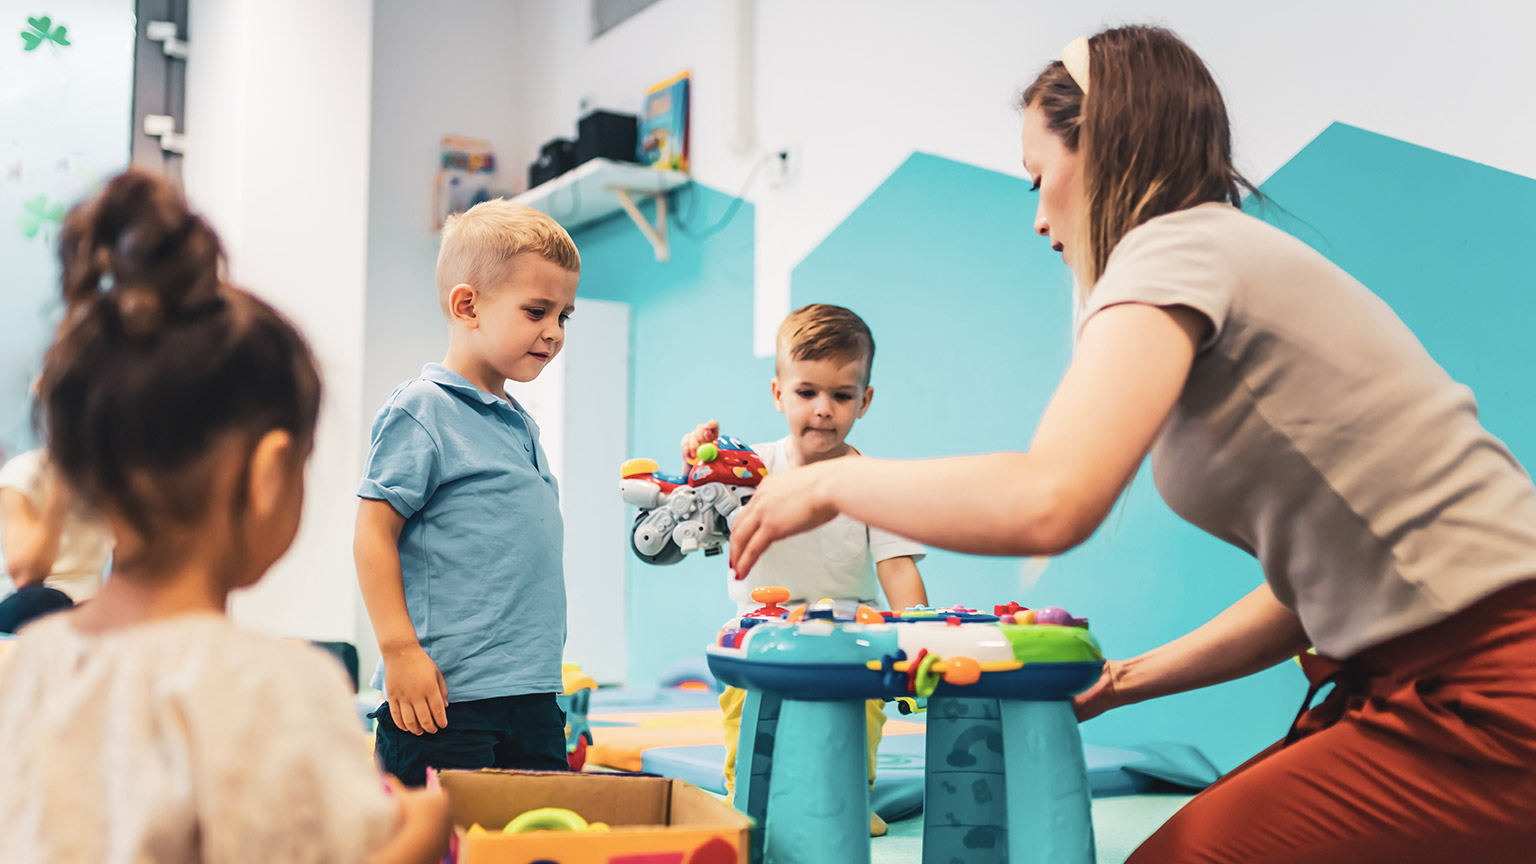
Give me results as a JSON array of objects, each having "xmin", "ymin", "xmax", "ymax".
[
  {"xmin": 503, "ymin": 807, "xmax": 590, "ymax": 834},
  {"xmin": 913, "ymin": 653, "xmax": 943, "ymax": 699}
]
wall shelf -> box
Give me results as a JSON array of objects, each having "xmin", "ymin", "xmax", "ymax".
[{"xmin": 513, "ymin": 158, "xmax": 691, "ymax": 262}]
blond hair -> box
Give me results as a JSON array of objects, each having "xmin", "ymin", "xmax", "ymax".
[
  {"xmin": 435, "ymin": 199, "xmax": 580, "ymax": 315},
  {"xmin": 775, "ymin": 304, "xmax": 876, "ymax": 386}
]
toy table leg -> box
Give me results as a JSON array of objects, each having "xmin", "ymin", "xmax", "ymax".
[
  {"xmin": 763, "ymin": 698, "xmax": 870, "ymax": 864},
  {"xmin": 921, "ymin": 697, "xmax": 1009, "ymax": 864},
  {"xmin": 999, "ymin": 699, "xmax": 1095, "ymax": 864},
  {"xmin": 736, "ymin": 690, "xmax": 781, "ymax": 864}
]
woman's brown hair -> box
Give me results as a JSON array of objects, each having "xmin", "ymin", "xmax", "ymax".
[
  {"xmin": 1022, "ymin": 25, "xmax": 1258, "ymax": 287},
  {"xmin": 37, "ymin": 170, "xmax": 321, "ymax": 548}
]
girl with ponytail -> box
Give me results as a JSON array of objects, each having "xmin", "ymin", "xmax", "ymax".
[{"xmin": 0, "ymin": 171, "xmax": 448, "ymax": 864}]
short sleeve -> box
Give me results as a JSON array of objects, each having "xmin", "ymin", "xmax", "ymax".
[
  {"xmin": 0, "ymin": 450, "xmax": 46, "ymax": 505},
  {"xmin": 869, "ymin": 526, "xmax": 925, "ymax": 565},
  {"xmin": 1079, "ymin": 208, "xmax": 1238, "ymax": 351},
  {"xmin": 358, "ymin": 406, "xmax": 441, "ymax": 518},
  {"xmin": 197, "ymin": 644, "xmax": 396, "ymax": 864}
]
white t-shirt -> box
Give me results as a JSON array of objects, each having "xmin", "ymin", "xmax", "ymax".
[
  {"xmin": 0, "ymin": 450, "xmax": 113, "ymax": 601},
  {"xmin": 728, "ymin": 438, "xmax": 926, "ymax": 613},
  {"xmin": 0, "ymin": 613, "xmax": 395, "ymax": 864}
]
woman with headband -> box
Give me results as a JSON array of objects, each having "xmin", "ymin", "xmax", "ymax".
[{"xmin": 730, "ymin": 24, "xmax": 1536, "ymax": 862}]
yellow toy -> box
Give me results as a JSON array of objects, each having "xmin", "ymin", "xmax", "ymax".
[{"xmin": 466, "ymin": 807, "xmax": 610, "ymax": 836}]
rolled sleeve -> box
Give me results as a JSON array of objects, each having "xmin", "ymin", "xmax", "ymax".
[
  {"xmin": 358, "ymin": 407, "xmax": 440, "ymax": 519},
  {"xmin": 1079, "ymin": 209, "xmax": 1237, "ymax": 353}
]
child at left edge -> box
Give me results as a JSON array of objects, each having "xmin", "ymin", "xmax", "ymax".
[{"xmin": 355, "ymin": 200, "xmax": 579, "ymax": 786}]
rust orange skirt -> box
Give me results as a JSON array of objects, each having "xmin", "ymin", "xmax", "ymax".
[{"xmin": 1130, "ymin": 581, "xmax": 1536, "ymax": 863}]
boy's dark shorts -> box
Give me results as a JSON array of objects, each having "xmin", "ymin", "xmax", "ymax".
[{"xmin": 372, "ymin": 692, "xmax": 568, "ymax": 786}]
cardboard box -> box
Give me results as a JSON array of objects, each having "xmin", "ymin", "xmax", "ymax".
[{"xmin": 439, "ymin": 770, "xmax": 750, "ymax": 864}]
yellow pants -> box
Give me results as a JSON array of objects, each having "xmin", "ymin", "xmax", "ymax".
[{"xmin": 720, "ymin": 686, "xmax": 886, "ymax": 800}]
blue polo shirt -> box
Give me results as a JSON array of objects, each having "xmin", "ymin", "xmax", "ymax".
[{"xmin": 359, "ymin": 363, "xmax": 565, "ymax": 702}]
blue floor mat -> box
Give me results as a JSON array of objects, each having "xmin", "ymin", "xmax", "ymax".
[{"xmin": 641, "ymin": 735, "xmax": 1217, "ymax": 824}]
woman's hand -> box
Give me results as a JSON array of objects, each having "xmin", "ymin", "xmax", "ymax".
[
  {"xmin": 1073, "ymin": 658, "xmax": 1129, "ymax": 722},
  {"xmin": 728, "ymin": 462, "xmax": 842, "ymax": 577},
  {"xmin": 1071, "ymin": 583, "xmax": 1310, "ymax": 722}
]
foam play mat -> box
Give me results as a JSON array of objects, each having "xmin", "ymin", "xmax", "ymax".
[{"xmin": 583, "ymin": 687, "xmax": 1220, "ymax": 824}]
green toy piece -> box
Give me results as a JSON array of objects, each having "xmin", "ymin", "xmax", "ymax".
[{"xmin": 998, "ymin": 623, "xmax": 1104, "ymax": 663}]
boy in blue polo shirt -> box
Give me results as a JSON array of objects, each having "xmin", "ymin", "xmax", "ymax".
[{"xmin": 355, "ymin": 199, "xmax": 580, "ymax": 785}]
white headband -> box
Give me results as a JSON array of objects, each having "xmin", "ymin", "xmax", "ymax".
[{"xmin": 1061, "ymin": 36, "xmax": 1090, "ymax": 94}]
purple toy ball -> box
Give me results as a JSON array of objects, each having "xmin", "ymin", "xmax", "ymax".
[{"xmin": 1035, "ymin": 607, "xmax": 1073, "ymax": 626}]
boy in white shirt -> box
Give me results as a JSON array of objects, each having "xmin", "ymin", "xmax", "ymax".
[{"xmin": 682, "ymin": 303, "xmax": 928, "ymax": 837}]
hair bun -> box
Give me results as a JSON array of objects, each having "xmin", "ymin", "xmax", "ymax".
[
  {"xmin": 59, "ymin": 170, "xmax": 224, "ymax": 338},
  {"xmin": 115, "ymin": 287, "xmax": 165, "ymax": 339}
]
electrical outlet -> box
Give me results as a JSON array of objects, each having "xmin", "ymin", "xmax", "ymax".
[{"xmin": 766, "ymin": 147, "xmax": 795, "ymax": 189}]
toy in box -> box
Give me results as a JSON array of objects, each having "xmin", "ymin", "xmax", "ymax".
[{"xmin": 437, "ymin": 769, "xmax": 748, "ymax": 864}]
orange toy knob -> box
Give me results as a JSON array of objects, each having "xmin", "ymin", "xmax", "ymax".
[
  {"xmin": 751, "ymin": 586, "xmax": 791, "ymax": 605},
  {"xmin": 786, "ymin": 604, "xmax": 808, "ymax": 623},
  {"xmin": 942, "ymin": 656, "xmax": 982, "ymax": 686},
  {"xmin": 855, "ymin": 605, "xmax": 884, "ymax": 624}
]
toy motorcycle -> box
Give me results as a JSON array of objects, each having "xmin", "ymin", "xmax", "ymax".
[{"xmin": 619, "ymin": 435, "xmax": 768, "ymax": 565}]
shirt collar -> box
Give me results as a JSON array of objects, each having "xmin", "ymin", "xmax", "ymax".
[{"xmin": 421, "ymin": 363, "xmax": 510, "ymax": 409}]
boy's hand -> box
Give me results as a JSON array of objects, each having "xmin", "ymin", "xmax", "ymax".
[
  {"xmin": 681, "ymin": 419, "xmax": 720, "ymax": 462},
  {"xmin": 384, "ymin": 646, "xmax": 449, "ymax": 735}
]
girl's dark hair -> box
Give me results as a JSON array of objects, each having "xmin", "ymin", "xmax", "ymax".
[
  {"xmin": 1022, "ymin": 25, "xmax": 1260, "ymax": 288},
  {"xmin": 38, "ymin": 170, "xmax": 321, "ymax": 543}
]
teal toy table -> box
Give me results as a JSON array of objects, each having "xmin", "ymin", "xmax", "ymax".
[{"xmin": 707, "ymin": 598, "xmax": 1103, "ymax": 864}]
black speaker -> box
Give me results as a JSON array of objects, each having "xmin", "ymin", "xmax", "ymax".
[
  {"xmin": 528, "ymin": 138, "xmax": 576, "ymax": 189},
  {"xmin": 576, "ymin": 110, "xmax": 639, "ymax": 166}
]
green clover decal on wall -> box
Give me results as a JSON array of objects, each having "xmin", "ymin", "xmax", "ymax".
[
  {"xmin": 21, "ymin": 15, "xmax": 70, "ymax": 51},
  {"xmin": 19, "ymin": 195, "xmax": 65, "ymax": 238}
]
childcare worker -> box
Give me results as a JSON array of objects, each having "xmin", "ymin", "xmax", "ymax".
[{"xmin": 730, "ymin": 24, "xmax": 1536, "ymax": 863}]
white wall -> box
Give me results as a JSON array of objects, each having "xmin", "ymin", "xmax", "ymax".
[
  {"xmin": 507, "ymin": 298, "xmax": 632, "ymax": 685},
  {"xmin": 509, "ymin": 0, "xmax": 1536, "ymax": 353},
  {"xmin": 184, "ymin": 0, "xmax": 375, "ymax": 640},
  {"xmin": 0, "ymin": 0, "xmax": 136, "ymax": 459},
  {"xmin": 363, "ymin": 0, "xmax": 526, "ymax": 424}
]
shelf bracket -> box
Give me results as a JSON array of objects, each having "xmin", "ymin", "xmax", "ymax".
[{"xmin": 609, "ymin": 186, "xmax": 670, "ymax": 263}]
